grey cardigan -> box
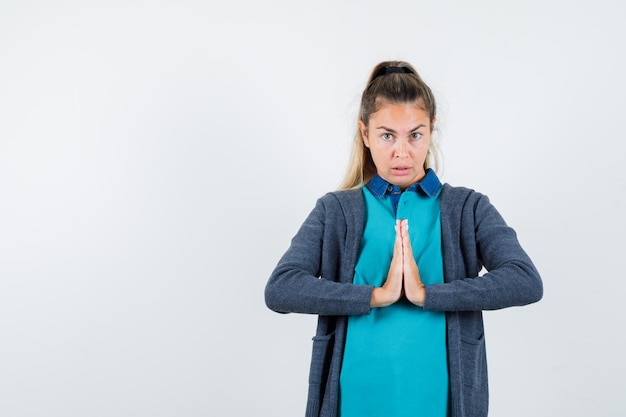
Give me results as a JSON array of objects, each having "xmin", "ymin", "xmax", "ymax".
[{"xmin": 265, "ymin": 184, "xmax": 543, "ymax": 417}]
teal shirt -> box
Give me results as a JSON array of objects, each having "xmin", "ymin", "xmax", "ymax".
[{"xmin": 339, "ymin": 171, "xmax": 449, "ymax": 417}]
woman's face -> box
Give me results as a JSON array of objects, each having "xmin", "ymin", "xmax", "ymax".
[{"xmin": 359, "ymin": 100, "xmax": 433, "ymax": 189}]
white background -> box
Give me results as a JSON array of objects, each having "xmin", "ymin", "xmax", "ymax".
[{"xmin": 1, "ymin": 0, "xmax": 624, "ymax": 416}]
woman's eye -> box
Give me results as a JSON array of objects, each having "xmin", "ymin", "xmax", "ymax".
[
  {"xmin": 382, "ymin": 133, "xmax": 393, "ymax": 141},
  {"xmin": 410, "ymin": 132, "xmax": 422, "ymax": 140}
]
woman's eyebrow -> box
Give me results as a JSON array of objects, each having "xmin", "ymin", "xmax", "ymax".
[
  {"xmin": 376, "ymin": 124, "xmax": 426, "ymax": 133},
  {"xmin": 375, "ymin": 125, "xmax": 397, "ymax": 133},
  {"xmin": 409, "ymin": 124, "xmax": 426, "ymax": 132}
]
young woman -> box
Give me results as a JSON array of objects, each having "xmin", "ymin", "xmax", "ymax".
[{"xmin": 265, "ymin": 60, "xmax": 543, "ymax": 417}]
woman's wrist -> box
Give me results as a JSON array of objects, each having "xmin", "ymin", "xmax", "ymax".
[
  {"xmin": 406, "ymin": 284, "xmax": 426, "ymax": 307},
  {"xmin": 370, "ymin": 287, "xmax": 396, "ymax": 308}
]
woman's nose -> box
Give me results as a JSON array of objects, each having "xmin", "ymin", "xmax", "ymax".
[{"xmin": 395, "ymin": 140, "xmax": 408, "ymax": 158}]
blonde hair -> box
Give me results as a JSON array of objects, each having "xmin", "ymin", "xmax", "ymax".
[{"xmin": 338, "ymin": 61, "xmax": 441, "ymax": 190}]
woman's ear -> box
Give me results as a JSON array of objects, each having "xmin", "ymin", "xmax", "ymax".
[
  {"xmin": 431, "ymin": 117, "xmax": 437, "ymax": 132},
  {"xmin": 358, "ymin": 120, "xmax": 369, "ymax": 147}
]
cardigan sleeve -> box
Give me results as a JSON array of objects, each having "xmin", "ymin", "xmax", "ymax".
[
  {"xmin": 424, "ymin": 189, "xmax": 543, "ymax": 312},
  {"xmin": 264, "ymin": 194, "xmax": 374, "ymax": 316}
]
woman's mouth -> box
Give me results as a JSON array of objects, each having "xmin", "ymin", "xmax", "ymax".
[{"xmin": 392, "ymin": 167, "xmax": 411, "ymax": 175}]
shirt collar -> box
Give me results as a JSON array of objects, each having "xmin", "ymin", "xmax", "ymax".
[{"xmin": 366, "ymin": 168, "xmax": 442, "ymax": 198}]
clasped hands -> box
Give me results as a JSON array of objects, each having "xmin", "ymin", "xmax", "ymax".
[{"xmin": 370, "ymin": 219, "xmax": 426, "ymax": 308}]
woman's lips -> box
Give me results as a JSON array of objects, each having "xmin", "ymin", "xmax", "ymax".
[{"xmin": 392, "ymin": 167, "xmax": 411, "ymax": 175}]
